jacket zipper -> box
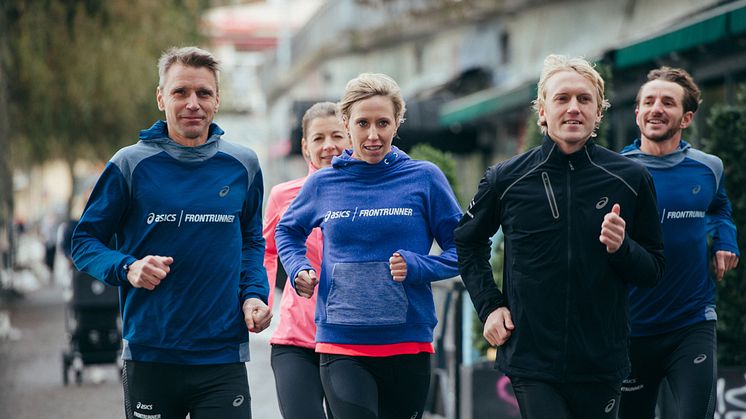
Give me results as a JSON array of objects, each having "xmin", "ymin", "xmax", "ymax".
[
  {"xmin": 562, "ymin": 160, "xmax": 574, "ymax": 379},
  {"xmin": 541, "ymin": 172, "xmax": 560, "ymax": 219}
]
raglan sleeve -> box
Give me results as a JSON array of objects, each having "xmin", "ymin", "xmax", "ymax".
[
  {"xmin": 72, "ymin": 161, "xmax": 137, "ymax": 286},
  {"xmin": 240, "ymin": 167, "xmax": 270, "ymax": 304},
  {"xmin": 707, "ymin": 170, "xmax": 739, "ymax": 256},
  {"xmin": 454, "ymin": 166, "xmax": 506, "ymax": 323},
  {"xmin": 609, "ymin": 168, "xmax": 665, "ymax": 287},
  {"xmin": 395, "ymin": 164, "xmax": 462, "ymax": 283}
]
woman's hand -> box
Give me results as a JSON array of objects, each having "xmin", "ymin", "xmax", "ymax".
[
  {"xmin": 389, "ymin": 252, "xmax": 407, "ymax": 282},
  {"xmin": 295, "ymin": 270, "xmax": 318, "ymax": 298}
]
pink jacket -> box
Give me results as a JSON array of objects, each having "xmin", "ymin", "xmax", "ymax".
[{"xmin": 263, "ymin": 164, "xmax": 322, "ymax": 348}]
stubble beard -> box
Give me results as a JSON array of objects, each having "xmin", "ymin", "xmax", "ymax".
[{"xmin": 643, "ymin": 117, "xmax": 683, "ymax": 143}]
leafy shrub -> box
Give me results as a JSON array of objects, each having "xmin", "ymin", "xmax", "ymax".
[{"xmin": 705, "ymin": 85, "xmax": 746, "ymax": 366}]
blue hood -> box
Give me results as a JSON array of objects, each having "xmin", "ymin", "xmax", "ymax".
[
  {"xmin": 331, "ymin": 146, "xmax": 410, "ymax": 175},
  {"xmin": 138, "ymin": 120, "xmax": 225, "ymax": 162},
  {"xmin": 621, "ymin": 139, "xmax": 691, "ymax": 170}
]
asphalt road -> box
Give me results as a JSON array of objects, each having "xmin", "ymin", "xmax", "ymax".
[{"xmin": 0, "ymin": 281, "xmax": 282, "ymax": 419}]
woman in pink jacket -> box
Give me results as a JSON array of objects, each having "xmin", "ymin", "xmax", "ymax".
[{"xmin": 263, "ymin": 102, "xmax": 350, "ymax": 419}]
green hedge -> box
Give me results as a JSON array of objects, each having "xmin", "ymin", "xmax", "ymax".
[
  {"xmin": 408, "ymin": 143, "xmax": 459, "ymax": 202},
  {"xmin": 705, "ymin": 86, "xmax": 746, "ymax": 366}
]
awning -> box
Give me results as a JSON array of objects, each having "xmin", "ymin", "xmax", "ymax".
[
  {"xmin": 614, "ymin": 4, "xmax": 746, "ymax": 69},
  {"xmin": 731, "ymin": 6, "xmax": 746, "ymax": 34},
  {"xmin": 438, "ymin": 82, "xmax": 536, "ymax": 126}
]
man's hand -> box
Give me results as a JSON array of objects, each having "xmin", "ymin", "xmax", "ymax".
[
  {"xmin": 483, "ymin": 307, "xmax": 515, "ymax": 347},
  {"xmin": 126, "ymin": 255, "xmax": 173, "ymax": 290},
  {"xmin": 295, "ymin": 270, "xmax": 318, "ymax": 298},
  {"xmin": 713, "ymin": 250, "xmax": 739, "ymax": 281},
  {"xmin": 243, "ymin": 298, "xmax": 272, "ymax": 333},
  {"xmin": 389, "ymin": 252, "xmax": 407, "ymax": 282},
  {"xmin": 600, "ymin": 203, "xmax": 626, "ymax": 253}
]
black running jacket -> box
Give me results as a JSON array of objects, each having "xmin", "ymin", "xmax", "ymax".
[{"xmin": 455, "ymin": 137, "xmax": 665, "ymax": 383}]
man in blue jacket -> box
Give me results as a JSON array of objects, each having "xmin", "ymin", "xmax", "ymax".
[
  {"xmin": 620, "ymin": 67, "xmax": 739, "ymax": 419},
  {"xmin": 72, "ymin": 46, "xmax": 271, "ymax": 419}
]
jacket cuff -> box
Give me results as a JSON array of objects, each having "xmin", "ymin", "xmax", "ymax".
[{"xmin": 118, "ymin": 256, "xmax": 138, "ymax": 285}]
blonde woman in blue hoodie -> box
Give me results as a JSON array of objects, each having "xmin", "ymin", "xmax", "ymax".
[{"xmin": 276, "ymin": 73, "xmax": 462, "ymax": 419}]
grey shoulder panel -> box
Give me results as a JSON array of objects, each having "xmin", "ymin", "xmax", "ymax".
[
  {"xmin": 110, "ymin": 141, "xmax": 163, "ymax": 188},
  {"xmin": 219, "ymin": 140, "xmax": 262, "ymax": 184},
  {"xmin": 686, "ymin": 148, "xmax": 724, "ymax": 190}
]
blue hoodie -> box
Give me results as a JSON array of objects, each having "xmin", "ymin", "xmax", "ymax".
[
  {"xmin": 275, "ymin": 147, "xmax": 462, "ymax": 345},
  {"xmin": 622, "ymin": 139, "xmax": 739, "ymax": 336},
  {"xmin": 72, "ymin": 120, "xmax": 268, "ymax": 364}
]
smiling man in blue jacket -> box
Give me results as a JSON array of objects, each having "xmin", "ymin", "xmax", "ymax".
[
  {"xmin": 619, "ymin": 67, "xmax": 739, "ymax": 419},
  {"xmin": 72, "ymin": 46, "xmax": 271, "ymax": 419}
]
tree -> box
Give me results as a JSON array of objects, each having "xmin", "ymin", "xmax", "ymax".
[
  {"xmin": 705, "ymin": 85, "xmax": 746, "ymax": 366},
  {"xmin": 1, "ymin": 2, "xmax": 13, "ymax": 279},
  {"xmin": 5, "ymin": 0, "xmax": 209, "ymax": 213},
  {"xmin": 408, "ymin": 143, "xmax": 460, "ymax": 202}
]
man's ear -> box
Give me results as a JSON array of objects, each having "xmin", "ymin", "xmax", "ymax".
[
  {"xmin": 156, "ymin": 86, "xmax": 165, "ymax": 111},
  {"xmin": 680, "ymin": 111, "xmax": 694, "ymax": 129},
  {"xmin": 538, "ymin": 106, "xmax": 546, "ymax": 126}
]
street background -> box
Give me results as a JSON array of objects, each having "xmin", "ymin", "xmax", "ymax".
[{"xmin": 3, "ymin": 0, "xmax": 746, "ymax": 418}]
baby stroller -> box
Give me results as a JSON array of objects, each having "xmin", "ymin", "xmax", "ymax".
[{"xmin": 62, "ymin": 269, "xmax": 121, "ymax": 385}]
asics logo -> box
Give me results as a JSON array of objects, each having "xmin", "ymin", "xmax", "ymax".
[
  {"xmin": 604, "ymin": 398, "xmax": 616, "ymax": 413},
  {"xmin": 692, "ymin": 184, "xmax": 701, "ymax": 194},
  {"xmin": 136, "ymin": 402, "xmax": 153, "ymax": 410},
  {"xmin": 219, "ymin": 185, "xmax": 230, "ymax": 197},
  {"xmin": 694, "ymin": 354, "xmax": 707, "ymax": 364},
  {"xmin": 596, "ymin": 197, "xmax": 609, "ymax": 209},
  {"xmin": 324, "ymin": 210, "xmax": 351, "ymax": 222},
  {"xmin": 146, "ymin": 213, "xmax": 177, "ymax": 224},
  {"xmin": 232, "ymin": 395, "xmax": 244, "ymax": 407}
]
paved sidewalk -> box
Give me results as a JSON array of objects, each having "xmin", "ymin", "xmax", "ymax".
[
  {"xmin": 248, "ymin": 291, "xmax": 282, "ymax": 419},
  {"xmin": 0, "ymin": 276, "xmax": 283, "ymax": 419}
]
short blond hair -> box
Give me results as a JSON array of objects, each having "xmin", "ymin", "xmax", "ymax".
[
  {"xmin": 532, "ymin": 55, "xmax": 610, "ymax": 135},
  {"xmin": 338, "ymin": 73, "xmax": 406, "ymax": 124}
]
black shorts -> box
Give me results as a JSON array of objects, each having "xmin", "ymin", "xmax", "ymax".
[{"xmin": 122, "ymin": 360, "xmax": 251, "ymax": 419}]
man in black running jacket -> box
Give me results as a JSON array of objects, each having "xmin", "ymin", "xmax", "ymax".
[{"xmin": 455, "ymin": 55, "xmax": 665, "ymax": 419}]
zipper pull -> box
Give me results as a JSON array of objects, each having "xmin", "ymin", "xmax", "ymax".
[{"xmin": 568, "ymin": 161, "xmax": 575, "ymax": 171}]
